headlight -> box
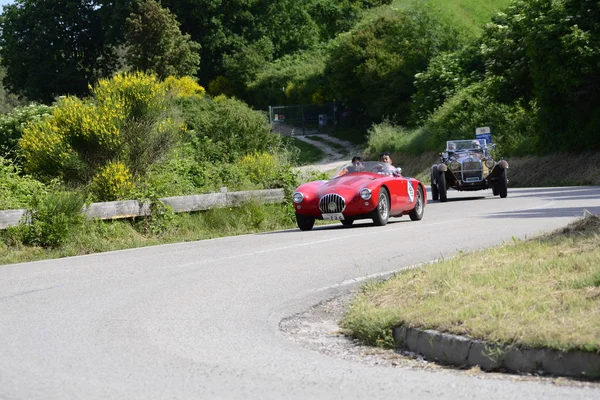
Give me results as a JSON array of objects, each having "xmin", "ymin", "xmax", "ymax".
[
  {"xmin": 450, "ymin": 161, "xmax": 460, "ymax": 170},
  {"xmin": 292, "ymin": 192, "xmax": 304, "ymax": 203},
  {"xmin": 485, "ymin": 159, "xmax": 495, "ymax": 168},
  {"xmin": 360, "ymin": 188, "xmax": 372, "ymax": 200}
]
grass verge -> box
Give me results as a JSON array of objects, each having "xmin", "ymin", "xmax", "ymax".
[
  {"xmin": 341, "ymin": 213, "xmax": 600, "ymax": 352},
  {"xmin": 0, "ymin": 203, "xmax": 298, "ymax": 266},
  {"xmin": 284, "ymin": 136, "xmax": 326, "ymax": 165}
]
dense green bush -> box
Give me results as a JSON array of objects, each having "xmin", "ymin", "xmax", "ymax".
[
  {"xmin": 422, "ymin": 79, "xmax": 540, "ymax": 156},
  {"xmin": 18, "ymin": 72, "xmax": 193, "ymax": 200},
  {"xmin": 246, "ymin": 47, "xmax": 329, "ymax": 110},
  {"xmin": 324, "ymin": 4, "xmax": 463, "ymax": 124},
  {"xmin": 7, "ymin": 191, "xmax": 86, "ymax": 248},
  {"xmin": 0, "ymin": 156, "xmax": 46, "ymax": 209},
  {"xmin": 0, "ymin": 103, "xmax": 53, "ymax": 161},
  {"xmin": 179, "ymin": 95, "xmax": 281, "ymax": 163}
]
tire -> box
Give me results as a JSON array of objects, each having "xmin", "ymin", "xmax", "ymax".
[
  {"xmin": 431, "ymin": 166, "xmax": 439, "ymax": 201},
  {"xmin": 409, "ymin": 185, "xmax": 424, "ymax": 221},
  {"xmin": 296, "ymin": 214, "xmax": 315, "ymax": 231},
  {"xmin": 372, "ymin": 187, "xmax": 390, "ymax": 226},
  {"xmin": 438, "ymin": 171, "xmax": 447, "ymax": 202},
  {"xmin": 498, "ymin": 169, "xmax": 508, "ymax": 198},
  {"xmin": 341, "ymin": 219, "xmax": 354, "ymax": 227},
  {"xmin": 492, "ymin": 183, "xmax": 498, "ymax": 196}
]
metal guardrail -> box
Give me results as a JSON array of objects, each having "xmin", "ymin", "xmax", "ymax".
[{"xmin": 0, "ymin": 188, "xmax": 285, "ymax": 230}]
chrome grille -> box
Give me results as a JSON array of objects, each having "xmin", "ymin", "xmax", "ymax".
[
  {"xmin": 319, "ymin": 194, "xmax": 346, "ymax": 213},
  {"xmin": 462, "ymin": 161, "xmax": 483, "ymax": 181}
]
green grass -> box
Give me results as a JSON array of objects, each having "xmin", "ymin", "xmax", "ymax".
[
  {"xmin": 383, "ymin": 0, "xmax": 513, "ymax": 38},
  {"xmin": 0, "ymin": 203, "xmax": 298, "ymax": 266},
  {"xmin": 342, "ymin": 214, "xmax": 600, "ymax": 352},
  {"xmin": 283, "ymin": 136, "xmax": 326, "ymax": 165}
]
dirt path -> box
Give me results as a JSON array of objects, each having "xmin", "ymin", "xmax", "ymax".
[{"xmin": 293, "ymin": 133, "xmax": 362, "ymax": 174}]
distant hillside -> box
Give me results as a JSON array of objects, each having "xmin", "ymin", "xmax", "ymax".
[{"xmin": 382, "ymin": 0, "xmax": 514, "ymax": 38}]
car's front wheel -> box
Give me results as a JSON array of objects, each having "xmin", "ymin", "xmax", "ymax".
[
  {"xmin": 341, "ymin": 219, "xmax": 354, "ymax": 227},
  {"xmin": 431, "ymin": 166, "xmax": 439, "ymax": 201},
  {"xmin": 372, "ymin": 188, "xmax": 390, "ymax": 226},
  {"xmin": 438, "ymin": 171, "xmax": 447, "ymax": 202},
  {"xmin": 409, "ymin": 186, "xmax": 424, "ymax": 221},
  {"xmin": 498, "ymin": 169, "xmax": 508, "ymax": 198},
  {"xmin": 296, "ymin": 214, "xmax": 315, "ymax": 231}
]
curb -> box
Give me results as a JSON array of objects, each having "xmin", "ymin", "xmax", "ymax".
[{"xmin": 393, "ymin": 326, "xmax": 600, "ymax": 379}]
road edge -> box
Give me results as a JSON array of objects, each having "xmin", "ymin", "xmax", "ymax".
[{"xmin": 393, "ymin": 326, "xmax": 600, "ymax": 379}]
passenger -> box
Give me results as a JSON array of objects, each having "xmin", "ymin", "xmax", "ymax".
[
  {"xmin": 379, "ymin": 152, "xmax": 393, "ymax": 166},
  {"xmin": 447, "ymin": 142, "xmax": 457, "ymax": 151},
  {"xmin": 472, "ymin": 140, "xmax": 481, "ymax": 149}
]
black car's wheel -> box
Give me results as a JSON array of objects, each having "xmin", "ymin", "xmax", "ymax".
[
  {"xmin": 438, "ymin": 171, "xmax": 448, "ymax": 202},
  {"xmin": 409, "ymin": 185, "xmax": 424, "ymax": 221},
  {"xmin": 498, "ymin": 169, "xmax": 508, "ymax": 198},
  {"xmin": 296, "ymin": 214, "xmax": 315, "ymax": 231},
  {"xmin": 431, "ymin": 166, "xmax": 439, "ymax": 201},
  {"xmin": 372, "ymin": 188, "xmax": 390, "ymax": 226},
  {"xmin": 492, "ymin": 183, "xmax": 498, "ymax": 196},
  {"xmin": 341, "ymin": 219, "xmax": 354, "ymax": 227}
]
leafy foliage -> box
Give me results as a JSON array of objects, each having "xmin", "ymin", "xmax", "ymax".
[
  {"xmin": 0, "ymin": 156, "xmax": 46, "ymax": 209},
  {"xmin": 0, "ymin": 103, "xmax": 53, "ymax": 161},
  {"xmin": 123, "ymin": 0, "xmax": 201, "ymax": 79},
  {"xmin": 7, "ymin": 191, "xmax": 86, "ymax": 248},
  {"xmin": 179, "ymin": 95, "xmax": 281, "ymax": 163},
  {"xmin": 19, "ymin": 72, "xmax": 187, "ymax": 200},
  {"xmin": 0, "ymin": 0, "xmax": 113, "ymax": 103},
  {"xmin": 324, "ymin": 5, "xmax": 463, "ymax": 124}
]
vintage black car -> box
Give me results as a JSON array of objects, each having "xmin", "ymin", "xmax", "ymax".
[{"xmin": 431, "ymin": 139, "xmax": 508, "ymax": 202}]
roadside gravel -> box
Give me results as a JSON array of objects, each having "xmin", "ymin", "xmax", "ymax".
[{"xmin": 279, "ymin": 291, "xmax": 600, "ymax": 388}]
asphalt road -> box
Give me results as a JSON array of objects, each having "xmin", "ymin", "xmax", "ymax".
[{"xmin": 1, "ymin": 186, "xmax": 600, "ymax": 399}]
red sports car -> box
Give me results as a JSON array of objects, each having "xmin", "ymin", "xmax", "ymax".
[{"xmin": 292, "ymin": 161, "xmax": 427, "ymax": 231}]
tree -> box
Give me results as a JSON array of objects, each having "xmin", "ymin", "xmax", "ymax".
[
  {"xmin": 0, "ymin": 0, "xmax": 112, "ymax": 103},
  {"xmin": 123, "ymin": 0, "xmax": 200, "ymax": 79},
  {"xmin": 324, "ymin": 5, "xmax": 462, "ymax": 124}
]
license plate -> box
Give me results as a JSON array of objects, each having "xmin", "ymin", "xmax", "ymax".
[{"xmin": 322, "ymin": 213, "xmax": 344, "ymax": 221}]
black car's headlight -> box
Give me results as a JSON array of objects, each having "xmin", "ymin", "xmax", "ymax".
[
  {"xmin": 485, "ymin": 159, "xmax": 495, "ymax": 168},
  {"xmin": 360, "ymin": 188, "xmax": 372, "ymax": 200},
  {"xmin": 450, "ymin": 161, "xmax": 460, "ymax": 170},
  {"xmin": 292, "ymin": 192, "xmax": 304, "ymax": 203}
]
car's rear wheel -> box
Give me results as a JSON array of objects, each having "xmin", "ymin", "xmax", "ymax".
[
  {"xmin": 438, "ymin": 171, "xmax": 447, "ymax": 202},
  {"xmin": 296, "ymin": 214, "xmax": 315, "ymax": 231},
  {"xmin": 372, "ymin": 188, "xmax": 390, "ymax": 226},
  {"xmin": 498, "ymin": 169, "xmax": 508, "ymax": 198},
  {"xmin": 341, "ymin": 219, "xmax": 354, "ymax": 227},
  {"xmin": 431, "ymin": 166, "xmax": 439, "ymax": 201},
  {"xmin": 409, "ymin": 186, "xmax": 424, "ymax": 221}
]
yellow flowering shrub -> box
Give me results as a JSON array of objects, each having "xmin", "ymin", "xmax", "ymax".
[
  {"xmin": 240, "ymin": 152, "xmax": 278, "ymax": 185},
  {"xmin": 19, "ymin": 71, "xmax": 183, "ymax": 190},
  {"xmin": 91, "ymin": 161, "xmax": 135, "ymax": 201},
  {"xmin": 163, "ymin": 76, "xmax": 206, "ymax": 98}
]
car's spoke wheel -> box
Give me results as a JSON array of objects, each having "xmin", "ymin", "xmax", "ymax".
[
  {"xmin": 431, "ymin": 166, "xmax": 439, "ymax": 201},
  {"xmin": 498, "ymin": 169, "xmax": 508, "ymax": 198},
  {"xmin": 296, "ymin": 214, "xmax": 315, "ymax": 231},
  {"xmin": 372, "ymin": 188, "xmax": 390, "ymax": 226},
  {"xmin": 341, "ymin": 219, "xmax": 354, "ymax": 227},
  {"xmin": 409, "ymin": 186, "xmax": 424, "ymax": 221},
  {"xmin": 438, "ymin": 171, "xmax": 447, "ymax": 202}
]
